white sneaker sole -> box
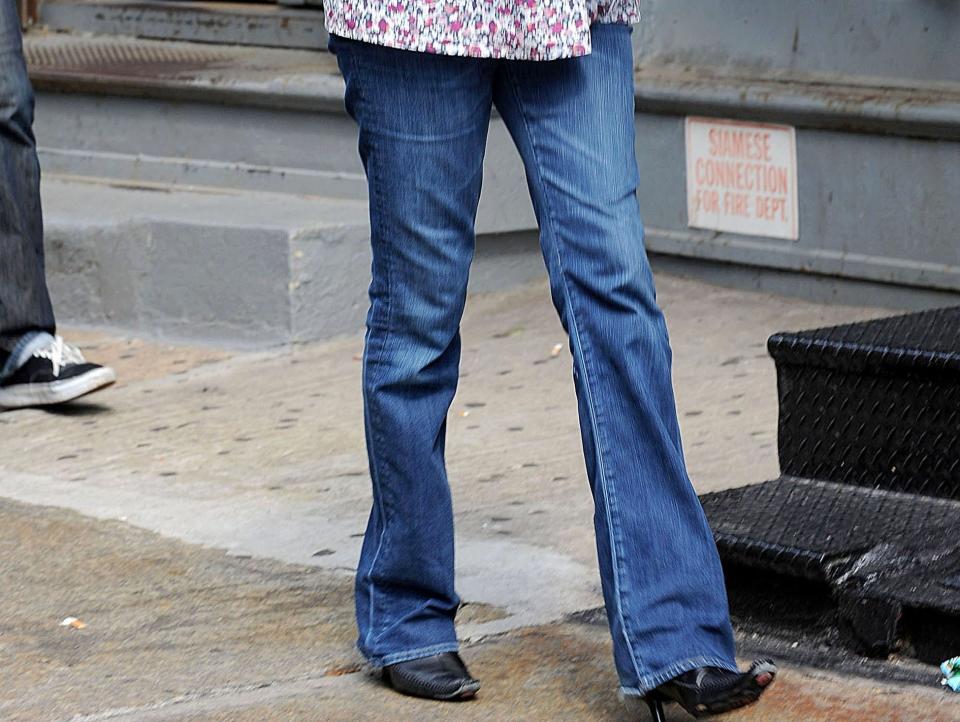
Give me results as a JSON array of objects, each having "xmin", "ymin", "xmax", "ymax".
[{"xmin": 0, "ymin": 367, "xmax": 117, "ymax": 409}]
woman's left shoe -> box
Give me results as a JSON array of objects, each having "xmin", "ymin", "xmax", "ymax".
[
  {"xmin": 644, "ymin": 659, "xmax": 777, "ymax": 720},
  {"xmin": 381, "ymin": 652, "xmax": 481, "ymax": 701}
]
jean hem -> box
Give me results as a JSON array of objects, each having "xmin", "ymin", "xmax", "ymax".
[
  {"xmin": 359, "ymin": 641, "xmax": 461, "ymax": 668},
  {"xmin": 617, "ymin": 654, "xmax": 739, "ymax": 697},
  {"xmin": 1, "ymin": 330, "xmax": 49, "ymax": 380}
]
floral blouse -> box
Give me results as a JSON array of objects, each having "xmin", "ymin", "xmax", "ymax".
[{"xmin": 325, "ymin": 0, "xmax": 641, "ymax": 61}]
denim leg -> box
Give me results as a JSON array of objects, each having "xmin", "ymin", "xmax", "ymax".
[
  {"xmin": 0, "ymin": 2, "xmax": 55, "ymax": 351},
  {"xmin": 330, "ymin": 35, "xmax": 495, "ymax": 666},
  {"xmin": 493, "ymin": 24, "xmax": 737, "ymax": 694}
]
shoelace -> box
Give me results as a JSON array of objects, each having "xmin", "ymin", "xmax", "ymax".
[{"xmin": 33, "ymin": 335, "xmax": 86, "ymax": 377}]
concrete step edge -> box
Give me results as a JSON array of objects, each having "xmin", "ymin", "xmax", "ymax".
[
  {"xmin": 25, "ymin": 31, "xmax": 960, "ymax": 137},
  {"xmin": 42, "ymin": 172, "xmax": 370, "ymax": 231},
  {"xmin": 39, "ymin": 148, "xmax": 369, "ymax": 200},
  {"xmin": 634, "ymin": 66, "xmax": 960, "ymax": 140}
]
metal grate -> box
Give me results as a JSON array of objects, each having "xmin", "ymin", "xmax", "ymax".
[
  {"xmin": 702, "ymin": 477, "xmax": 960, "ymax": 583},
  {"xmin": 24, "ymin": 39, "xmax": 234, "ymax": 79}
]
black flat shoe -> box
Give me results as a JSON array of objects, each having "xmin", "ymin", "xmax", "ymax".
[
  {"xmin": 644, "ymin": 659, "xmax": 776, "ymax": 720},
  {"xmin": 382, "ymin": 652, "xmax": 481, "ymax": 701}
]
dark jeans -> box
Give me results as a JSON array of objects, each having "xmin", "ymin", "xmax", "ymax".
[{"xmin": 0, "ymin": 0, "xmax": 55, "ymax": 352}]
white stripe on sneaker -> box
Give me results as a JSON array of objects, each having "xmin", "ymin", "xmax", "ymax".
[{"xmin": 0, "ymin": 367, "xmax": 117, "ymax": 409}]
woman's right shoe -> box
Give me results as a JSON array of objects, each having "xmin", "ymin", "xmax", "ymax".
[
  {"xmin": 644, "ymin": 658, "xmax": 777, "ymax": 720},
  {"xmin": 381, "ymin": 652, "xmax": 481, "ymax": 701}
]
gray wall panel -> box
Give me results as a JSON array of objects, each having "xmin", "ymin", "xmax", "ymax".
[{"xmin": 632, "ymin": 1, "xmax": 960, "ymax": 83}]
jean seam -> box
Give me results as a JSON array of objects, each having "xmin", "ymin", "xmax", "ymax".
[
  {"xmin": 352, "ymin": 44, "xmax": 399, "ymax": 650},
  {"xmin": 502, "ymin": 64, "xmax": 644, "ymax": 685}
]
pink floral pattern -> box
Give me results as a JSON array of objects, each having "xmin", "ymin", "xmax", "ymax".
[{"xmin": 325, "ymin": 0, "xmax": 641, "ymax": 60}]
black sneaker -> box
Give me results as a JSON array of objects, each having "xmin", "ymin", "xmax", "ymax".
[{"xmin": 0, "ymin": 335, "xmax": 116, "ymax": 409}]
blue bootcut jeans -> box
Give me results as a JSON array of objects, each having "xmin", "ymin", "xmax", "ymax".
[
  {"xmin": 328, "ymin": 23, "xmax": 738, "ymax": 697},
  {"xmin": 0, "ymin": 0, "xmax": 56, "ymax": 354}
]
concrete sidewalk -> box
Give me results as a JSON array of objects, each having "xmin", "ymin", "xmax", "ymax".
[{"xmin": 1, "ymin": 272, "xmax": 956, "ymax": 720}]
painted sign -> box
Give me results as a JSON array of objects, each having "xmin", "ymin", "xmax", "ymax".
[{"xmin": 685, "ymin": 117, "xmax": 799, "ymax": 241}]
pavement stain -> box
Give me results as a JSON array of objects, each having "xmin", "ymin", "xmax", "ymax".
[
  {"xmin": 0, "ymin": 495, "xmax": 954, "ymax": 722},
  {"xmin": 0, "ymin": 498, "xmax": 358, "ymax": 722},
  {"xmin": 2, "ymin": 496, "xmax": 947, "ymax": 721},
  {"xmin": 154, "ymin": 624, "xmax": 960, "ymax": 721}
]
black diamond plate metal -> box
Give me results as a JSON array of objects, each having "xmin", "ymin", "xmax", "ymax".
[
  {"xmin": 702, "ymin": 476, "xmax": 960, "ymax": 654},
  {"xmin": 768, "ymin": 306, "xmax": 960, "ymax": 499},
  {"xmin": 705, "ymin": 307, "xmax": 960, "ymax": 657},
  {"xmin": 701, "ymin": 477, "xmax": 960, "ymax": 584},
  {"xmin": 840, "ymin": 545, "xmax": 960, "ymax": 615},
  {"xmin": 768, "ymin": 306, "xmax": 960, "ymax": 376}
]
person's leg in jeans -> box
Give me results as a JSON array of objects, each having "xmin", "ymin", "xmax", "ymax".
[
  {"xmin": 492, "ymin": 23, "xmax": 738, "ymax": 695},
  {"xmin": 329, "ymin": 35, "xmax": 495, "ymax": 667},
  {"xmin": 0, "ymin": 0, "xmax": 54, "ymax": 351},
  {"xmin": 0, "ymin": 1, "xmax": 116, "ymax": 407},
  {"xmin": 330, "ymin": 27, "xmax": 774, "ymax": 715}
]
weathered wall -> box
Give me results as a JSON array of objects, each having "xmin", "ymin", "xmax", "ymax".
[{"xmin": 632, "ymin": 0, "xmax": 960, "ymax": 83}]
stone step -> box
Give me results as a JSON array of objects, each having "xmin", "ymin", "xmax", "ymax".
[
  {"xmin": 42, "ymin": 174, "xmax": 371, "ymax": 344},
  {"xmin": 25, "ymin": 31, "xmax": 960, "ymax": 298},
  {"xmin": 768, "ymin": 306, "xmax": 960, "ymax": 499},
  {"xmin": 41, "ymin": 174, "xmax": 545, "ymax": 344},
  {"xmin": 39, "ymin": 0, "xmax": 328, "ymax": 50},
  {"xmin": 26, "ymin": 32, "xmax": 539, "ymax": 236}
]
